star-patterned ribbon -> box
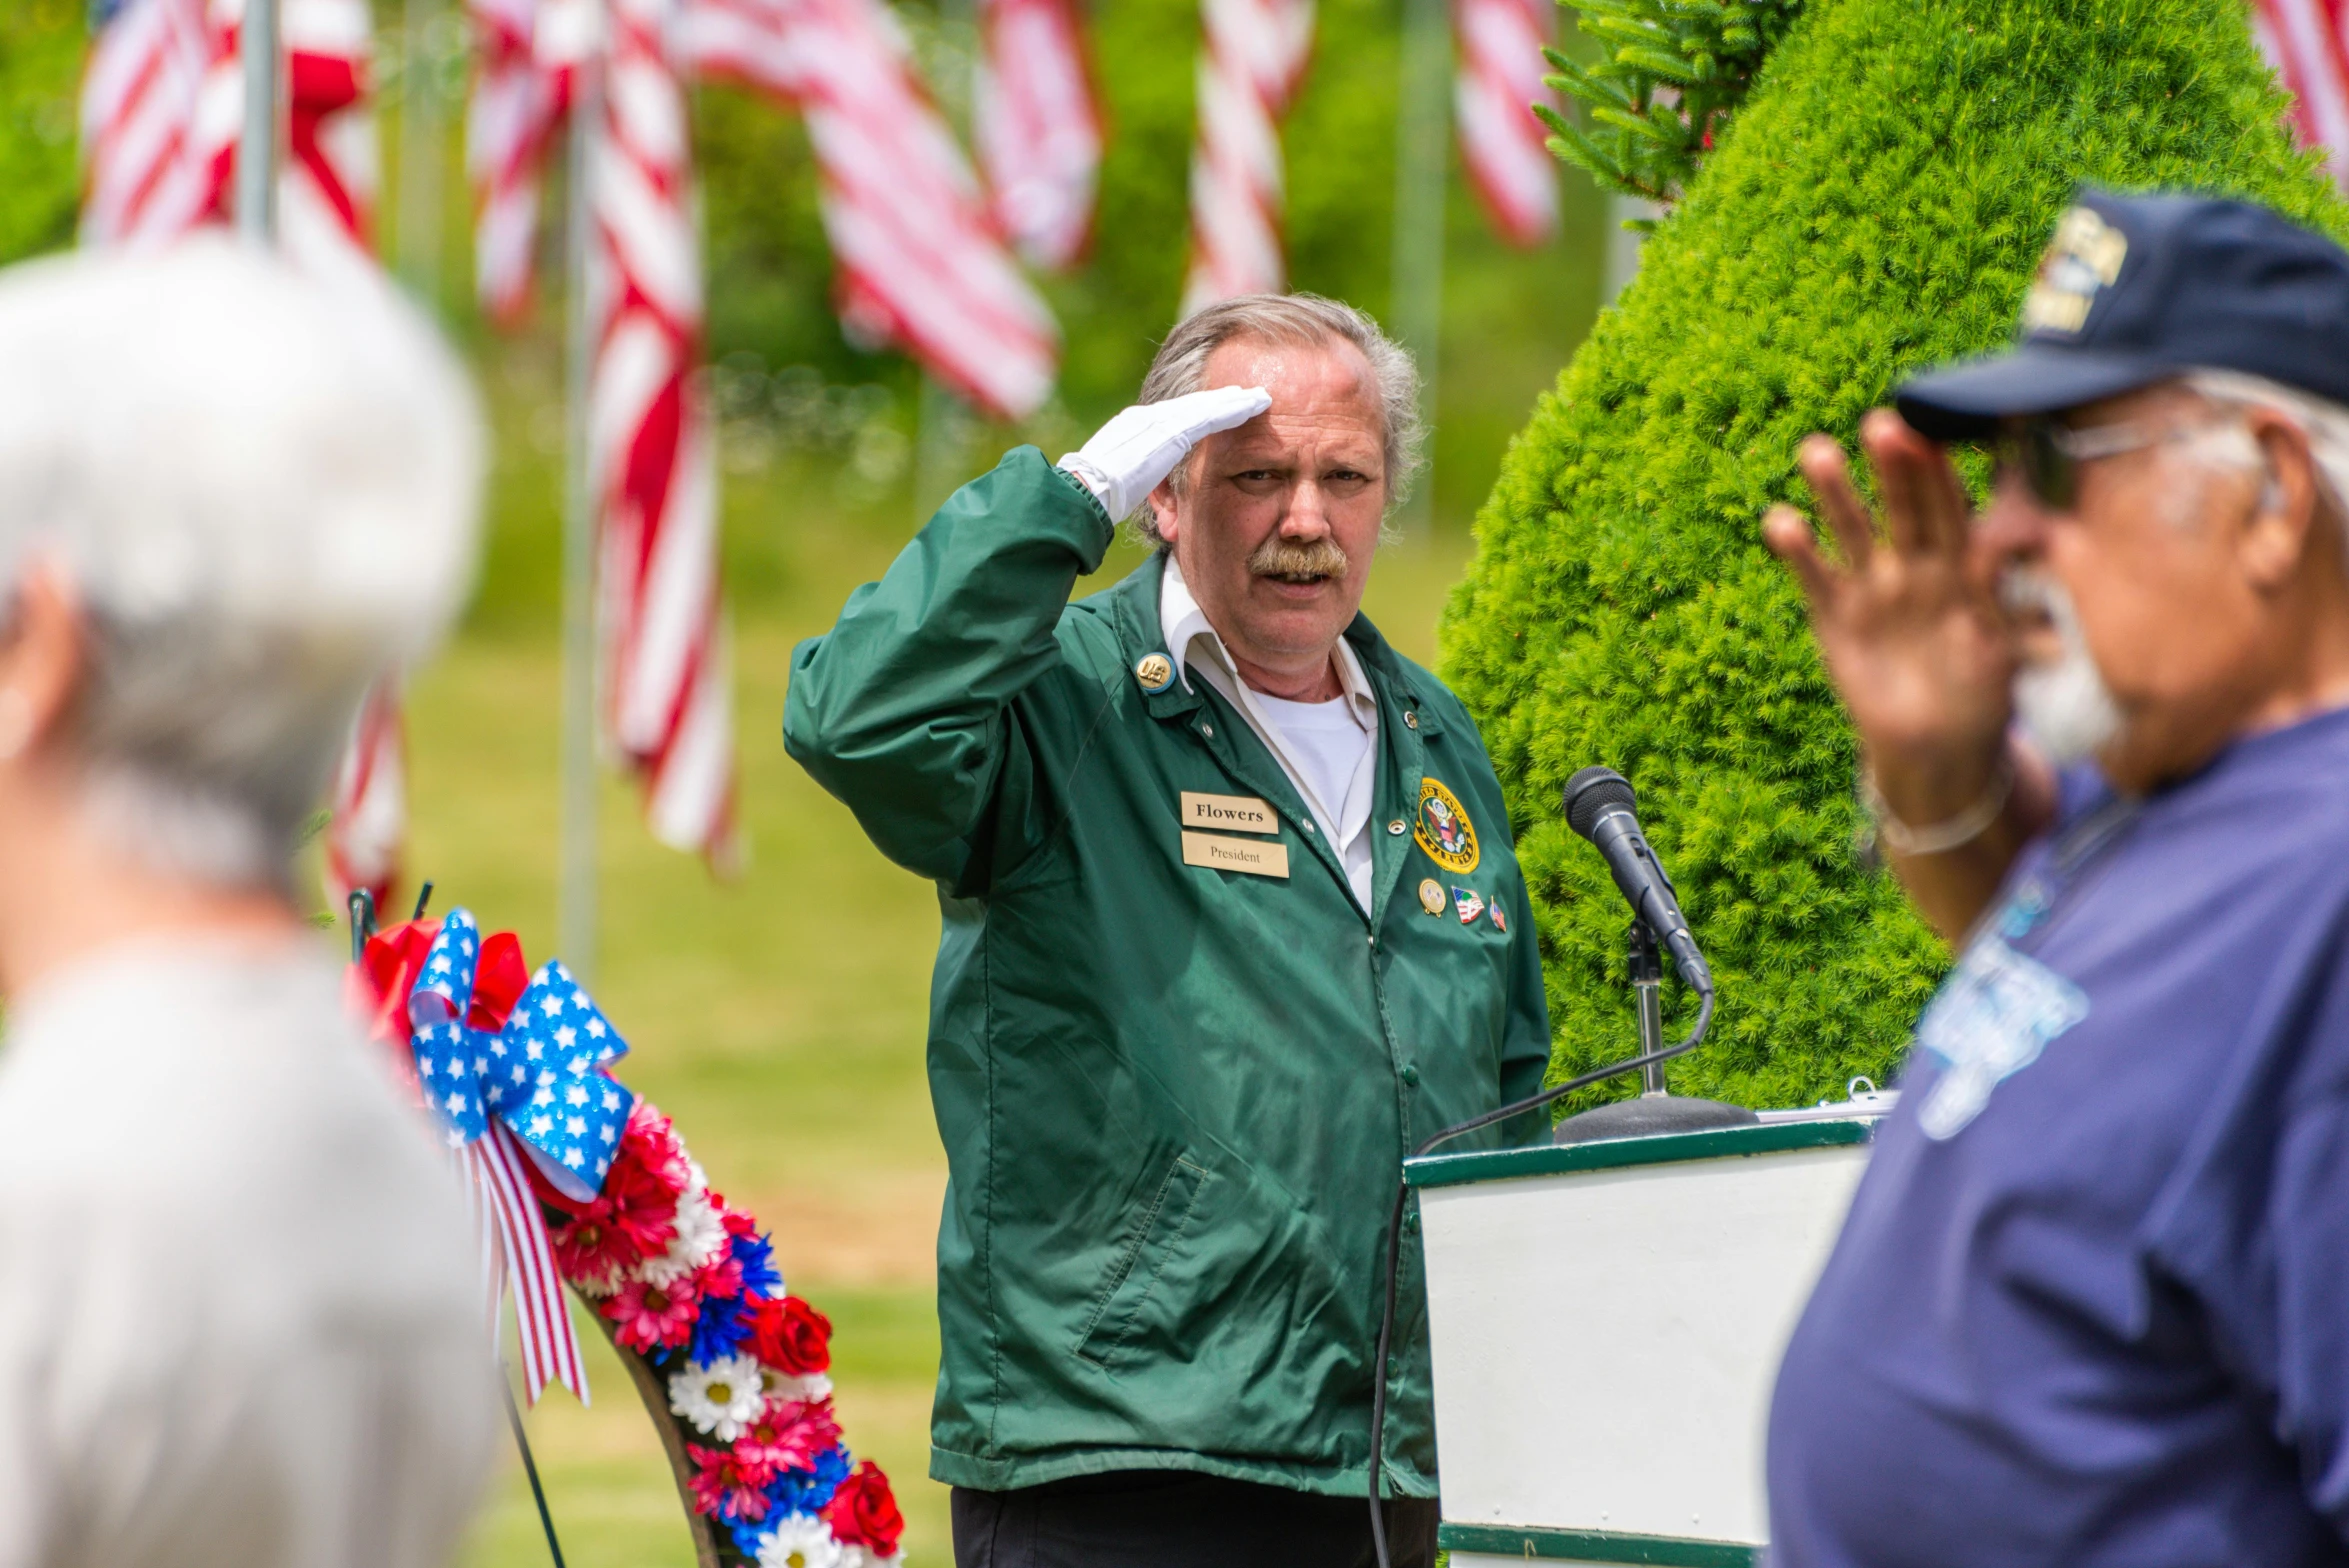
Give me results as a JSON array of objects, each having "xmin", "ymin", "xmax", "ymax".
[
  {"xmin": 408, "ymin": 908, "xmax": 634, "ymax": 1202},
  {"xmin": 389, "ymin": 907, "xmax": 635, "ymax": 1403}
]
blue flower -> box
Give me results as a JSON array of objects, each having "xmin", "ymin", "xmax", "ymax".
[
  {"xmin": 727, "ymin": 1515, "xmax": 773, "ymax": 1559},
  {"xmin": 766, "ymin": 1444, "xmax": 852, "ymax": 1517},
  {"xmin": 732, "ymin": 1228, "xmax": 782, "ymax": 1300},
  {"xmin": 688, "ymin": 1289, "xmax": 753, "ymax": 1365}
]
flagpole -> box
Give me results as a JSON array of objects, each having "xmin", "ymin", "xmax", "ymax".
[
  {"xmin": 1389, "ymin": 0, "xmax": 1449, "ymax": 537},
  {"xmin": 236, "ymin": 0, "xmax": 281, "ymax": 243},
  {"xmin": 560, "ymin": 15, "xmax": 604, "ymax": 983}
]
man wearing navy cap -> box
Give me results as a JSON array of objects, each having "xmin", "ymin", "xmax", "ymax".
[{"xmin": 1763, "ymin": 187, "xmax": 2349, "ymax": 1566}]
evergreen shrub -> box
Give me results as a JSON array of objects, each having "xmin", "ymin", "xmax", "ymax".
[{"xmin": 1441, "ymin": 0, "xmax": 2347, "ymax": 1109}]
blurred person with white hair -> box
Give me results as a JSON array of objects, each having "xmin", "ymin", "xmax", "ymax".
[
  {"xmin": 0, "ymin": 238, "xmax": 495, "ymax": 1568},
  {"xmin": 1765, "ymin": 190, "xmax": 2349, "ymax": 1566}
]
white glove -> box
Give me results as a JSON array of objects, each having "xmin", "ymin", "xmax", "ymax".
[{"xmin": 1058, "ymin": 385, "xmax": 1273, "ymax": 521}]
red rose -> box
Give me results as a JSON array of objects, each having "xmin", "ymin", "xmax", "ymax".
[
  {"xmin": 823, "ymin": 1460, "xmax": 904, "ymax": 1556},
  {"xmin": 748, "ymin": 1294, "xmax": 832, "ymax": 1376}
]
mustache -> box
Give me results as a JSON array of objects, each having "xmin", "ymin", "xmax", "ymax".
[
  {"xmin": 1999, "ymin": 565, "xmax": 2063, "ymax": 619},
  {"xmin": 1247, "ymin": 535, "xmax": 1351, "ymax": 583},
  {"xmin": 2000, "ymin": 566, "xmax": 2124, "ymax": 766}
]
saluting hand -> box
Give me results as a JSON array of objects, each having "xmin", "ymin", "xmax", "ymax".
[
  {"xmin": 1059, "ymin": 385, "xmax": 1274, "ymax": 522},
  {"xmin": 1762, "ymin": 411, "xmax": 2019, "ymax": 825}
]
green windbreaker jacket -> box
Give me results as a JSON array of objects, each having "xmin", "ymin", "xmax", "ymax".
[{"xmin": 783, "ymin": 447, "xmax": 1551, "ymax": 1498}]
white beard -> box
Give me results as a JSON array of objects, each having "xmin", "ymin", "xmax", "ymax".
[{"xmin": 2004, "ymin": 569, "xmax": 2124, "ymax": 767}]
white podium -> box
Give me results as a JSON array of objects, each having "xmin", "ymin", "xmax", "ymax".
[{"xmin": 1406, "ymin": 1106, "xmax": 1887, "ymax": 1567}]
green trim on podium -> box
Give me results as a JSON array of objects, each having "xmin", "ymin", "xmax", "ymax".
[
  {"xmin": 1405, "ymin": 1117, "xmax": 1877, "ymax": 1191},
  {"xmin": 1438, "ymin": 1523, "xmax": 1760, "ymax": 1564}
]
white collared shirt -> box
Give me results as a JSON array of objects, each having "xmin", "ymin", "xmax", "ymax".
[{"xmin": 1162, "ymin": 558, "xmax": 1381, "ymax": 910}]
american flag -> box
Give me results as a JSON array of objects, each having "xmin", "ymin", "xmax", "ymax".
[
  {"xmin": 79, "ymin": 0, "xmax": 229, "ymax": 247},
  {"xmin": 680, "ymin": 0, "xmax": 1063, "ymax": 419},
  {"xmin": 1452, "ymin": 0, "xmax": 1557, "ymax": 247},
  {"xmin": 593, "ymin": 0, "xmax": 740, "ymax": 866},
  {"xmin": 463, "ymin": 0, "xmax": 572, "ymax": 322},
  {"xmin": 81, "ymin": 0, "xmax": 409, "ymax": 911},
  {"xmin": 2254, "ymin": 0, "xmax": 2349, "ymax": 187},
  {"xmin": 974, "ymin": 0, "xmax": 1102, "ymax": 273},
  {"xmin": 1180, "ymin": 0, "xmax": 1315, "ymax": 314}
]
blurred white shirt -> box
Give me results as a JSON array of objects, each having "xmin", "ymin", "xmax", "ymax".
[
  {"xmin": 1163, "ymin": 558, "xmax": 1381, "ymax": 910},
  {"xmin": 0, "ymin": 939, "xmax": 499, "ymax": 1568}
]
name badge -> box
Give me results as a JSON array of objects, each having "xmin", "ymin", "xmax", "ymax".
[
  {"xmin": 1181, "ymin": 830, "xmax": 1290, "ymax": 879},
  {"xmin": 1180, "ymin": 791, "xmax": 1278, "ymax": 835}
]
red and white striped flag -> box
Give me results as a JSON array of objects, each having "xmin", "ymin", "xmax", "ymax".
[
  {"xmin": 464, "ymin": 0, "xmax": 569, "ymax": 321},
  {"xmin": 974, "ymin": 0, "xmax": 1102, "ymax": 273},
  {"xmin": 79, "ymin": 0, "xmax": 229, "ymax": 247},
  {"xmin": 1179, "ymin": 0, "xmax": 1315, "ymax": 315},
  {"xmin": 592, "ymin": 0, "xmax": 739, "ymax": 866},
  {"xmin": 81, "ymin": 0, "xmax": 410, "ymax": 912},
  {"xmin": 2254, "ymin": 0, "xmax": 2349, "ymax": 187},
  {"xmin": 1453, "ymin": 0, "xmax": 1557, "ymax": 247},
  {"xmin": 326, "ymin": 683, "xmax": 408, "ymax": 914},
  {"xmin": 681, "ymin": 0, "xmax": 1062, "ymax": 419}
]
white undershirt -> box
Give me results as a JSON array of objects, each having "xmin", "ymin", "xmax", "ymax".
[{"xmin": 1161, "ymin": 559, "xmax": 1381, "ymax": 911}]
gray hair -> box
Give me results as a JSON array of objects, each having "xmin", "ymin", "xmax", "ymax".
[
  {"xmin": 1133, "ymin": 293, "xmax": 1423, "ymax": 544},
  {"xmin": 2179, "ymin": 371, "xmax": 2349, "ymax": 541},
  {"xmin": 0, "ymin": 238, "xmax": 481, "ymax": 892}
]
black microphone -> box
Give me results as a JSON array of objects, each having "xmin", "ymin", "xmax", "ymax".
[{"xmin": 1564, "ymin": 766, "xmax": 1712, "ymax": 996}]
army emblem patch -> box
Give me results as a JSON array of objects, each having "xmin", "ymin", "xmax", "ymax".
[
  {"xmin": 2021, "ymin": 205, "xmax": 2128, "ymax": 336},
  {"xmin": 1418, "ymin": 878, "xmax": 1446, "ymax": 916},
  {"xmin": 1414, "ymin": 777, "xmax": 1480, "ymax": 875}
]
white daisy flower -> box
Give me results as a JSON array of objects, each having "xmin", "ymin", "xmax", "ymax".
[
  {"xmin": 569, "ymin": 1268, "xmax": 620, "ymax": 1300},
  {"xmin": 639, "ymin": 1165, "xmax": 727, "ymax": 1287},
  {"xmin": 760, "ymin": 1368, "xmax": 833, "ymax": 1403},
  {"xmin": 667, "ymin": 1353, "xmax": 766, "ymax": 1441},
  {"xmin": 756, "ymin": 1514, "xmax": 843, "ymax": 1568}
]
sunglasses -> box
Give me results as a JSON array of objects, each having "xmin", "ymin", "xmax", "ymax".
[{"xmin": 1994, "ymin": 417, "xmax": 2207, "ymax": 510}]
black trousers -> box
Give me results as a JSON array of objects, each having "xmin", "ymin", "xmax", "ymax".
[{"xmin": 951, "ymin": 1470, "xmax": 1439, "ymax": 1568}]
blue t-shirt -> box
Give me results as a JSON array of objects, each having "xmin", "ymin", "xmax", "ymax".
[{"xmin": 1768, "ymin": 706, "xmax": 2349, "ymax": 1568}]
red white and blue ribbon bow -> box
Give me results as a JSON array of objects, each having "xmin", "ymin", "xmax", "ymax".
[{"xmin": 407, "ymin": 908, "xmax": 635, "ymax": 1403}]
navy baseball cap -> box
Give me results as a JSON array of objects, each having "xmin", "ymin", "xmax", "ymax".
[{"xmin": 1894, "ymin": 189, "xmax": 2349, "ymax": 441}]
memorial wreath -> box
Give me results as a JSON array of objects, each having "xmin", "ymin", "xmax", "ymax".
[{"xmin": 355, "ymin": 904, "xmax": 906, "ymax": 1568}]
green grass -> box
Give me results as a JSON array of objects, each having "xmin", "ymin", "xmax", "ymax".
[{"xmin": 431, "ymin": 423, "xmax": 1475, "ymax": 1568}]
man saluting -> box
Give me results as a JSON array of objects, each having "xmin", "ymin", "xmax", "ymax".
[{"xmin": 786, "ymin": 294, "xmax": 1550, "ymax": 1568}]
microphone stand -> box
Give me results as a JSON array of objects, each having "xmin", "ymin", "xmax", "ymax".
[{"xmin": 1628, "ymin": 919, "xmax": 1667, "ymax": 1097}]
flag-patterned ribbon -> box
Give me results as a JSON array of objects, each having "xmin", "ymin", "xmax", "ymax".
[{"xmin": 406, "ymin": 908, "xmax": 635, "ymax": 1402}]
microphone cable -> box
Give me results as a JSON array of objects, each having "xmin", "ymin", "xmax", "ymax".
[{"xmin": 1364, "ymin": 986, "xmax": 1715, "ymax": 1568}]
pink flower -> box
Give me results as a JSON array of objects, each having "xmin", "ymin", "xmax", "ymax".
[
  {"xmin": 618, "ymin": 1102, "xmax": 691, "ymax": 1198},
  {"xmin": 544, "ymin": 1202, "xmax": 650, "ymax": 1287},
  {"xmin": 686, "ymin": 1442, "xmax": 771, "ymax": 1524},
  {"xmin": 734, "ymin": 1395, "xmax": 843, "ymax": 1482},
  {"xmin": 692, "ymin": 1242, "xmax": 744, "ymax": 1302},
  {"xmin": 602, "ymin": 1274, "xmax": 701, "ymax": 1353}
]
